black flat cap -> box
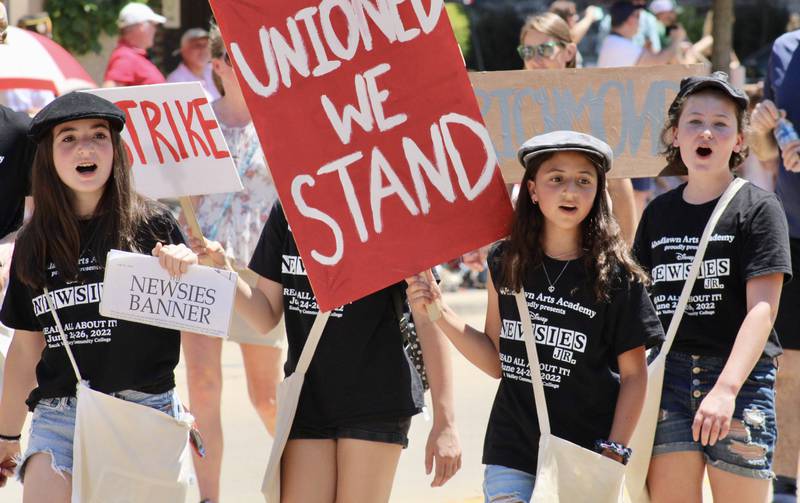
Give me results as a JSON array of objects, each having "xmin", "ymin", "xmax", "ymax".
[
  {"xmin": 29, "ymin": 91, "xmax": 126, "ymax": 142},
  {"xmin": 669, "ymin": 71, "xmax": 749, "ymax": 116},
  {"xmin": 518, "ymin": 130, "xmax": 614, "ymax": 173}
]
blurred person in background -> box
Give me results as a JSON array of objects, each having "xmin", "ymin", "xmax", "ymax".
[
  {"xmin": 548, "ymin": 0, "xmax": 603, "ymax": 66},
  {"xmin": 749, "ymin": 28, "xmax": 800, "ymax": 503},
  {"xmin": 0, "ymin": 2, "xmax": 34, "ymax": 389},
  {"xmin": 597, "ymin": 1, "xmax": 684, "ymax": 69},
  {"xmin": 649, "ymin": 0, "xmax": 682, "ymax": 51},
  {"xmin": 180, "ymin": 22, "xmax": 283, "ymax": 503},
  {"xmin": 166, "ymin": 28, "xmax": 220, "ymax": 102},
  {"xmin": 598, "ymin": 0, "xmax": 663, "ymax": 56},
  {"xmin": 549, "ymin": 1, "xmax": 603, "ymax": 45},
  {"xmin": 0, "ymin": 3, "xmax": 34, "ymax": 242},
  {"xmin": 103, "ymin": 2, "xmax": 166, "ymax": 87}
]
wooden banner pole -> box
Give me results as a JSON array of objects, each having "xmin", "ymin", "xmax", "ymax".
[{"xmin": 179, "ymin": 196, "xmax": 205, "ymax": 243}]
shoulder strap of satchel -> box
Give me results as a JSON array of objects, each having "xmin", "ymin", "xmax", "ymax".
[
  {"xmin": 43, "ymin": 287, "xmax": 83, "ymax": 383},
  {"xmin": 660, "ymin": 177, "xmax": 747, "ymax": 356},
  {"xmin": 513, "ymin": 177, "xmax": 748, "ymax": 436},
  {"xmin": 294, "ymin": 310, "xmax": 331, "ymax": 374},
  {"xmin": 514, "ymin": 290, "xmax": 551, "ymax": 435}
]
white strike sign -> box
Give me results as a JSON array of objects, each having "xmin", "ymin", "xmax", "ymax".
[
  {"xmin": 86, "ymin": 82, "xmax": 243, "ymax": 199},
  {"xmin": 99, "ymin": 250, "xmax": 238, "ymax": 338}
]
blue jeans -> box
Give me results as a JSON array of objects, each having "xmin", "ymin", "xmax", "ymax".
[
  {"xmin": 653, "ymin": 352, "xmax": 777, "ymax": 479},
  {"xmin": 20, "ymin": 388, "xmax": 179, "ymax": 480},
  {"xmin": 483, "ymin": 464, "xmax": 535, "ymax": 502}
]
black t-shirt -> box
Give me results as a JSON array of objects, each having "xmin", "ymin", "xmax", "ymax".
[
  {"xmin": 483, "ymin": 242, "xmax": 663, "ymax": 475},
  {"xmin": 0, "ymin": 105, "xmax": 34, "ymax": 240},
  {"xmin": 248, "ymin": 203, "xmax": 424, "ymax": 427},
  {"xmin": 0, "ymin": 208, "xmax": 185, "ymax": 410},
  {"xmin": 634, "ymin": 181, "xmax": 792, "ymax": 358}
]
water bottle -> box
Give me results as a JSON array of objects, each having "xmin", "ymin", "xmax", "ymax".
[{"xmin": 774, "ymin": 118, "xmax": 800, "ymax": 150}]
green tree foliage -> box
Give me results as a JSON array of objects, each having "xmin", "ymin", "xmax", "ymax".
[
  {"xmin": 445, "ymin": 1, "xmax": 471, "ymax": 60},
  {"xmin": 45, "ymin": 0, "xmax": 155, "ymax": 54},
  {"xmin": 677, "ymin": 6, "xmax": 707, "ymax": 43}
]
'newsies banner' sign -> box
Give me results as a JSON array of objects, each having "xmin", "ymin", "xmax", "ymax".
[{"xmin": 210, "ymin": 0, "xmax": 513, "ymax": 311}]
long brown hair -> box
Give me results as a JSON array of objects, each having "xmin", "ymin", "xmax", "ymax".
[
  {"xmin": 519, "ymin": 12, "xmax": 576, "ymax": 68},
  {"xmin": 497, "ymin": 152, "xmax": 648, "ymax": 302},
  {"xmin": 14, "ymin": 127, "xmax": 160, "ymax": 289}
]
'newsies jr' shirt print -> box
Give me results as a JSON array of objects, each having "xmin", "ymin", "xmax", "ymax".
[
  {"xmin": 634, "ymin": 182, "xmax": 792, "ymax": 358},
  {"xmin": 483, "ymin": 242, "xmax": 663, "ymax": 475},
  {"xmin": 0, "ymin": 210, "xmax": 185, "ymax": 409}
]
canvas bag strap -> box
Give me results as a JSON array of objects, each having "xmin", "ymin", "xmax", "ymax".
[
  {"xmin": 295, "ymin": 310, "xmax": 331, "ymax": 374},
  {"xmin": 42, "ymin": 287, "xmax": 83, "ymax": 383},
  {"xmin": 660, "ymin": 177, "xmax": 747, "ymax": 356},
  {"xmin": 514, "ymin": 290, "xmax": 551, "ymax": 436}
]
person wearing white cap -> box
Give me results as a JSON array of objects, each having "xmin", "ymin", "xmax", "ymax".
[
  {"xmin": 650, "ymin": 0, "xmax": 681, "ymax": 50},
  {"xmin": 102, "ymin": 2, "xmax": 167, "ymax": 88},
  {"xmin": 166, "ymin": 28, "xmax": 220, "ymax": 102}
]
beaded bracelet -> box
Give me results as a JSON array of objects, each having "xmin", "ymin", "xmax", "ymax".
[{"xmin": 0, "ymin": 433, "xmax": 21, "ymax": 443}]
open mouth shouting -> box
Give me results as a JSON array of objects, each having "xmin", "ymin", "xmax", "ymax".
[
  {"xmin": 695, "ymin": 145, "xmax": 713, "ymax": 159},
  {"xmin": 558, "ymin": 204, "xmax": 578, "ymax": 214},
  {"xmin": 75, "ymin": 162, "xmax": 98, "ymax": 175}
]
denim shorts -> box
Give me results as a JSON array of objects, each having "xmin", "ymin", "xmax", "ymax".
[
  {"xmin": 482, "ymin": 464, "xmax": 535, "ymax": 503},
  {"xmin": 653, "ymin": 351, "xmax": 777, "ymax": 479},
  {"xmin": 20, "ymin": 388, "xmax": 179, "ymax": 481},
  {"xmin": 288, "ymin": 416, "xmax": 413, "ymax": 448}
]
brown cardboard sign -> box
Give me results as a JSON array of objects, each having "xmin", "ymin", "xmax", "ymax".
[{"xmin": 469, "ymin": 65, "xmax": 706, "ymax": 181}]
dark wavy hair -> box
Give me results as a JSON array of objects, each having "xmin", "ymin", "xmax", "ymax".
[
  {"xmin": 659, "ymin": 88, "xmax": 749, "ymax": 174},
  {"xmin": 14, "ymin": 127, "xmax": 161, "ymax": 289},
  {"xmin": 497, "ymin": 152, "xmax": 649, "ymax": 302}
]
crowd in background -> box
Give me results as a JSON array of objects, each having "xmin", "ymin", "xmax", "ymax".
[{"xmin": 1, "ymin": 1, "xmax": 800, "ymax": 502}]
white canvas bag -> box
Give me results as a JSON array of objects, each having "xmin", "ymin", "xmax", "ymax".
[
  {"xmin": 624, "ymin": 178, "xmax": 748, "ymax": 503},
  {"xmin": 261, "ymin": 311, "xmax": 331, "ymax": 503},
  {"xmin": 44, "ymin": 289, "xmax": 194, "ymax": 503},
  {"xmin": 514, "ymin": 291, "xmax": 626, "ymax": 503}
]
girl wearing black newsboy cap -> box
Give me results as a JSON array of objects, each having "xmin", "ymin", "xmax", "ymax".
[
  {"xmin": 407, "ymin": 130, "xmax": 662, "ymax": 501},
  {"xmin": 635, "ymin": 72, "xmax": 792, "ymax": 501},
  {"xmin": 0, "ymin": 91, "xmax": 200, "ymax": 500}
]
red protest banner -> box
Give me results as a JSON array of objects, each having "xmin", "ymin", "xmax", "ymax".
[{"xmin": 210, "ymin": 0, "xmax": 512, "ymax": 311}]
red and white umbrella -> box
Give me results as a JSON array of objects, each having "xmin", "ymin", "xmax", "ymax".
[{"xmin": 0, "ymin": 26, "xmax": 96, "ymax": 94}]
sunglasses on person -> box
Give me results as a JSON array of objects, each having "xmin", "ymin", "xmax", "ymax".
[
  {"xmin": 217, "ymin": 49, "xmax": 232, "ymax": 66},
  {"xmin": 517, "ymin": 41, "xmax": 565, "ymax": 61}
]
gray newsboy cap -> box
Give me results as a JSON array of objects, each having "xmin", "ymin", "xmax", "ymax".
[
  {"xmin": 29, "ymin": 92, "xmax": 126, "ymax": 143},
  {"xmin": 517, "ymin": 130, "xmax": 613, "ymax": 173}
]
